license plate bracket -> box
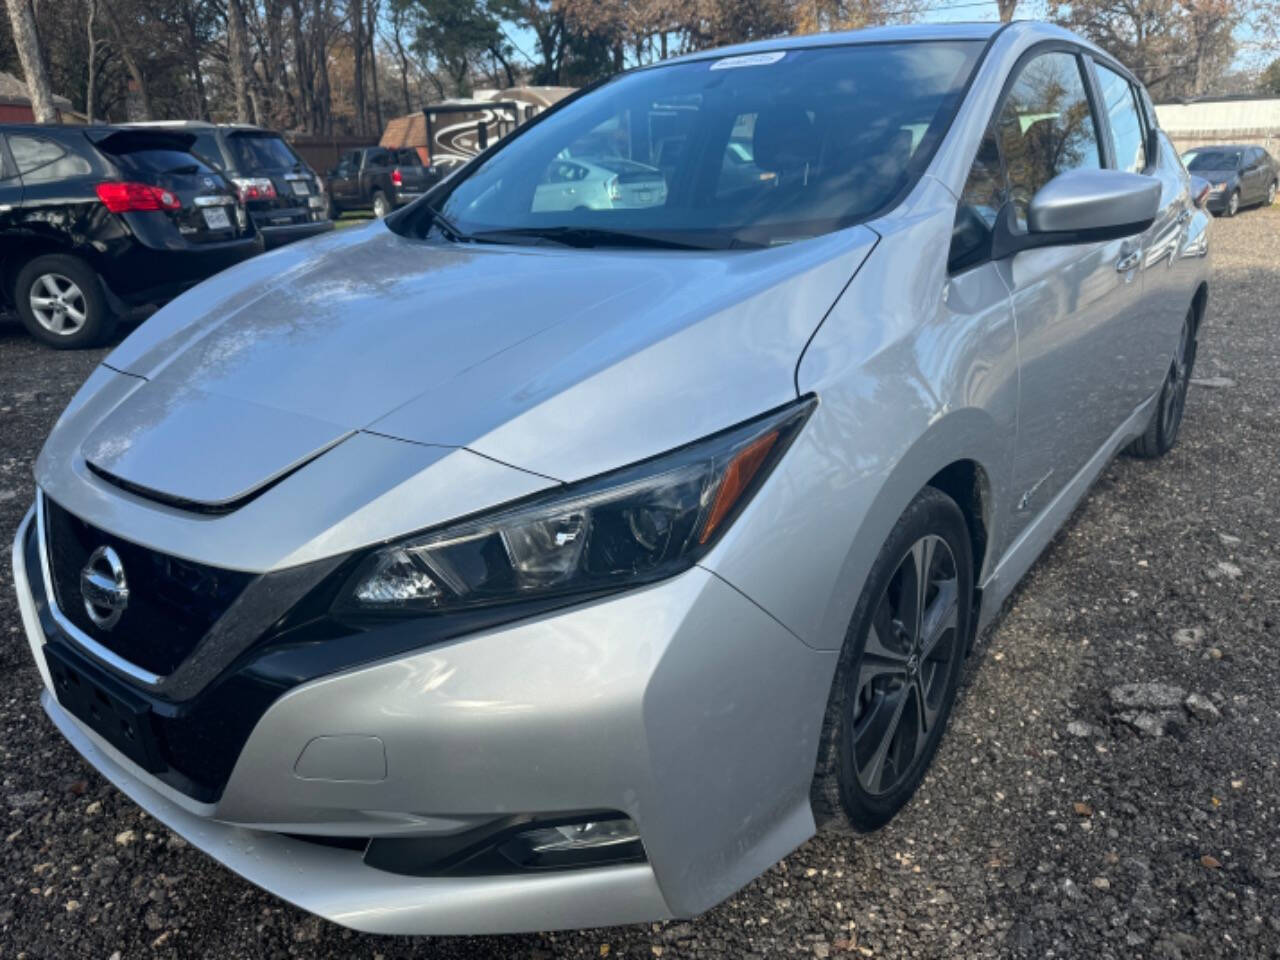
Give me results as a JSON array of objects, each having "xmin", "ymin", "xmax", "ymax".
[
  {"xmin": 202, "ymin": 207, "xmax": 232, "ymax": 231},
  {"xmin": 44, "ymin": 642, "xmax": 166, "ymax": 773}
]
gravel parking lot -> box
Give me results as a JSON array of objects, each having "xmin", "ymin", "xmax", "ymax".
[{"xmin": 1, "ymin": 208, "xmax": 1277, "ymax": 960}]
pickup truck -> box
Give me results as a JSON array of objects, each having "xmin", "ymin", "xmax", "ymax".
[{"xmin": 326, "ymin": 147, "xmax": 431, "ymax": 218}]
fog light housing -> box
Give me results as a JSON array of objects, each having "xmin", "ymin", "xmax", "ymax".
[{"xmin": 499, "ymin": 816, "xmax": 644, "ymax": 869}]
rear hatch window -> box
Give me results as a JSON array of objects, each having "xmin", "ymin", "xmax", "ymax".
[
  {"xmin": 226, "ymin": 131, "xmax": 322, "ymax": 225},
  {"xmin": 93, "ymin": 131, "xmax": 247, "ymax": 244}
]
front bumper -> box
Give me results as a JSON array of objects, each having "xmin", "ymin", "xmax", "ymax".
[{"xmin": 13, "ymin": 506, "xmax": 837, "ymax": 933}]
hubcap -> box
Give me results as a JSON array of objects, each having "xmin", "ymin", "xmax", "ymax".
[
  {"xmin": 851, "ymin": 534, "xmax": 960, "ymax": 797},
  {"xmin": 1229, "ymin": 193, "xmax": 1238, "ymax": 215},
  {"xmin": 1269, "ymin": 183, "xmax": 1276, "ymax": 205},
  {"xmin": 1162, "ymin": 313, "xmax": 1195, "ymax": 440},
  {"xmin": 374, "ymin": 195, "xmax": 389, "ymax": 217},
  {"xmin": 29, "ymin": 273, "xmax": 87, "ymax": 335}
]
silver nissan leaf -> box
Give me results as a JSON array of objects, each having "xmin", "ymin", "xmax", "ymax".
[{"xmin": 12, "ymin": 21, "xmax": 1210, "ymax": 935}]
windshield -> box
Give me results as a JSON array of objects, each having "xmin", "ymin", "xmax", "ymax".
[
  {"xmin": 1185, "ymin": 150, "xmax": 1241, "ymax": 172},
  {"xmin": 393, "ymin": 41, "xmax": 984, "ymax": 249},
  {"xmin": 227, "ymin": 132, "xmax": 303, "ymax": 171}
]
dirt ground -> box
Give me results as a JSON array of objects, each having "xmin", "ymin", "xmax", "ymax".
[{"xmin": 0, "ymin": 207, "xmax": 1277, "ymax": 959}]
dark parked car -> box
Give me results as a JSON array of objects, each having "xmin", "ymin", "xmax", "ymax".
[
  {"xmin": 326, "ymin": 147, "xmax": 432, "ymax": 218},
  {"xmin": 0, "ymin": 124, "xmax": 261, "ymax": 348},
  {"xmin": 128, "ymin": 121, "xmax": 333, "ymax": 247},
  {"xmin": 1181, "ymin": 144, "xmax": 1278, "ymax": 216}
]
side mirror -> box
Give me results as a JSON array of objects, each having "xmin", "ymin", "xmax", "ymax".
[{"xmin": 992, "ymin": 168, "xmax": 1161, "ymax": 259}]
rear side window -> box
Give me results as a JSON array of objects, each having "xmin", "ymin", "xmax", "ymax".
[
  {"xmin": 9, "ymin": 135, "xmax": 91, "ymax": 184},
  {"xmin": 226, "ymin": 133, "xmax": 301, "ymax": 171},
  {"xmin": 996, "ymin": 51, "xmax": 1102, "ymax": 229},
  {"xmin": 394, "ymin": 149, "xmax": 421, "ymax": 166},
  {"xmin": 366, "ymin": 148, "xmax": 391, "ymax": 167},
  {"xmin": 1094, "ymin": 62, "xmax": 1146, "ymax": 173}
]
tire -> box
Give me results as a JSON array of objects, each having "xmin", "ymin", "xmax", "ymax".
[
  {"xmin": 1128, "ymin": 306, "xmax": 1197, "ymax": 459},
  {"xmin": 14, "ymin": 254, "xmax": 115, "ymax": 349},
  {"xmin": 1267, "ymin": 180, "xmax": 1277, "ymax": 207},
  {"xmin": 372, "ymin": 190, "xmax": 390, "ymax": 218},
  {"xmin": 1225, "ymin": 190, "xmax": 1239, "ymax": 217},
  {"xmin": 811, "ymin": 486, "xmax": 974, "ymax": 834},
  {"xmin": 327, "ymin": 195, "xmax": 341, "ymax": 220}
]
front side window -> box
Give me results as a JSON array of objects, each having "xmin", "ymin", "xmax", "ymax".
[
  {"xmin": 996, "ymin": 51, "xmax": 1102, "ymax": 229},
  {"xmin": 1094, "ymin": 62, "xmax": 1146, "ymax": 173},
  {"xmin": 395, "ymin": 41, "xmax": 985, "ymax": 249},
  {"xmin": 949, "ymin": 131, "xmax": 1005, "ymax": 272}
]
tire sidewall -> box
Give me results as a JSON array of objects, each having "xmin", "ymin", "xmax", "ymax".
[
  {"xmin": 14, "ymin": 254, "xmax": 114, "ymax": 349},
  {"xmin": 372, "ymin": 191, "xmax": 389, "ymax": 218},
  {"xmin": 833, "ymin": 488, "xmax": 974, "ymax": 832},
  {"xmin": 1226, "ymin": 191, "xmax": 1239, "ymax": 216}
]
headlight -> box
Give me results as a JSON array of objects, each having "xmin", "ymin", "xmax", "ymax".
[
  {"xmin": 338, "ymin": 398, "xmax": 815, "ymax": 616},
  {"xmin": 1212, "ymin": 181, "xmax": 1228, "ymax": 192}
]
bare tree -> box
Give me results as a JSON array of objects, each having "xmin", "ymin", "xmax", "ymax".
[
  {"xmin": 998, "ymin": 0, "xmax": 1017, "ymax": 22},
  {"xmin": 100, "ymin": 0, "xmax": 154, "ymax": 119},
  {"xmin": 86, "ymin": 0, "xmax": 99, "ymax": 121},
  {"xmin": 5, "ymin": 0, "xmax": 57, "ymax": 121},
  {"xmin": 226, "ymin": 0, "xmax": 254, "ymax": 120}
]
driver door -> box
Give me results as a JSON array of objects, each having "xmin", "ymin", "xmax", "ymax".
[{"xmin": 995, "ymin": 49, "xmax": 1148, "ymax": 522}]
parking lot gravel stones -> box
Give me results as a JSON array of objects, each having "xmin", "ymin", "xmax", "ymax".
[{"xmin": 1, "ymin": 208, "xmax": 1278, "ymax": 959}]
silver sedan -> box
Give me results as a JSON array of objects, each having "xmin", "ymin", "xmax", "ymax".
[{"xmin": 13, "ymin": 20, "xmax": 1209, "ymax": 936}]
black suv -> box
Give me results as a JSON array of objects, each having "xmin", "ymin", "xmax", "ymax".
[
  {"xmin": 0, "ymin": 125, "xmax": 261, "ymax": 348},
  {"xmin": 129, "ymin": 122, "xmax": 333, "ymax": 248}
]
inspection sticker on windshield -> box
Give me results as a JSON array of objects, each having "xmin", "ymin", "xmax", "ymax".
[{"xmin": 710, "ymin": 51, "xmax": 785, "ymax": 70}]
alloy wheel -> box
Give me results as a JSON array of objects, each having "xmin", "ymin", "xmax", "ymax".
[
  {"xmin": 373, "ymin": 194, "xmax": 390, "ymax": 218},
  {"xmin": 1268, "ymin": 181, "xmax": 1277, "ymax": 206},
  {"xmin": 1161, "ymin": 314, "xmax": 1196, "ymax": 442},
  {"xmin": 851, "ymin": 534, "xmax": 961, "ymax": 797},
  {"xmin": 29, "ymin": 273, "xmax": 88, "ymax": 336},
  {"xmin": 1228, "ymin": 191, "xmax": 1239, "ymax": 216}
]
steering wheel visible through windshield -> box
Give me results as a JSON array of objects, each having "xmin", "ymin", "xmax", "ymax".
[{"xmin": 392, "ymin": 40, "xmax": 984, "ymax": 250}]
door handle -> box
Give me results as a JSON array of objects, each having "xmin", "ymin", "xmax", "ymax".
[{"xmin": 1116, "ymin": 250, "xmax": 1141, "ymax": 273}]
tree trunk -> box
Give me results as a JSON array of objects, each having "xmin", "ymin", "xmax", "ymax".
[
  {"xmin": 5, "ymin": 0, "xmax": 57, "ymax": 121},
  {"xmin": 226, "ymin": 0, "xmax": 254, "ymax": 122},
  {"xmin": 350, "ymin": 0, "xmax": 366, "ymax": 134},
  {"xmin": 85, "ymin": 0, "xmax": 98, "ymax": 122},
  {"xmin": 100, "ymin": 0, "xmax": 153, "ymax": 119},
  {"xmin": 997, "ymin": 0, "xmax": 1016, "ymax": 22},
  {"xmin": 366, "ymin": 0, "xmax": 382, "ymax": 135}
]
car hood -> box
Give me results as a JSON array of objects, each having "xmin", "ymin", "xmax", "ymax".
[{"xmin": 82, "ymin": 220, "xmax": 875, "ymax": 510}]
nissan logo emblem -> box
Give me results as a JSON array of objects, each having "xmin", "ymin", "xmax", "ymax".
[{"xmin": 80, "ymin": 545, "xmax": 129, "ymax": 630}]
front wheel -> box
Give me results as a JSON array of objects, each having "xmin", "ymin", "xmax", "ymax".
[
  {"xmin": 1267, "ymin": 180, "xmax": 1277, "ymax": 207},
  {"xmin": 1225, "ymin": 190, "xmax": 1239, "ymax": 217},
  {"xmin": 14, "ymin": 254, "xmax": 115, "ymax": 349},
  {"xmin": 372, "ymin": 190, "xmax": 391, "ymax": 218},
  {"xmin": 1128, "ymin": 307, "xmax": 1196, "ymax": 459},
  {"xmin": 811, "ymin": 487, "xmax": 973, "ymax": 833}
]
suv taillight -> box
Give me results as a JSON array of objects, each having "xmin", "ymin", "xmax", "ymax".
[
  {"xmin": 391, "ymin": 168, "xmax": 403, "ymax": 187},
  {"xmin": 96, "ymin": 182, "xmax": 181, "ymax": 213},
  {"xmin": 232, "ymin": 177, "xmax": 277, "ymax": 202}
]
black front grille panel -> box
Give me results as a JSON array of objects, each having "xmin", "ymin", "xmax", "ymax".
[{"xmin": 44, "ymin": 497, "xmax": 255, "ymax": 677}]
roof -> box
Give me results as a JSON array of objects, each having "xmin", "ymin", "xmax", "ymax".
[
  {"xmin": 0, "ymin": 71, "xmax": 72, "ymax": 109},
  {"xmin": 661, "ymin": 21, "xmax": 1005, "ymax": 67},
  {"xmin": 121, "ymin": 120, "xmax": 279, "ymax": 134}
]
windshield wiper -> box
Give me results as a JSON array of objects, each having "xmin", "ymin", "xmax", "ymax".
[
  {"xmin": 421, "ymin": 204, "xmax": 472, "ymax": 243},
  {"xmin": 467, "ymin": 225, "xmax": 737, "ymax": 251}
]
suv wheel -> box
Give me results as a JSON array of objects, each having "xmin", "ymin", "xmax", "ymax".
[
  {"xmin": 811, "ymin": 487, "xmax": 973, "ymax": 833},
  {"xmin": 372, "ymin": 190, "xmax": 391, "ymax": 218},
  {"xmin": 14, "ymin": 254, "xmax": 115, "ymax": 349},
  {"xmin": 1268, "ymin": 180, "xmax": 1277, "ymax": 206}
]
